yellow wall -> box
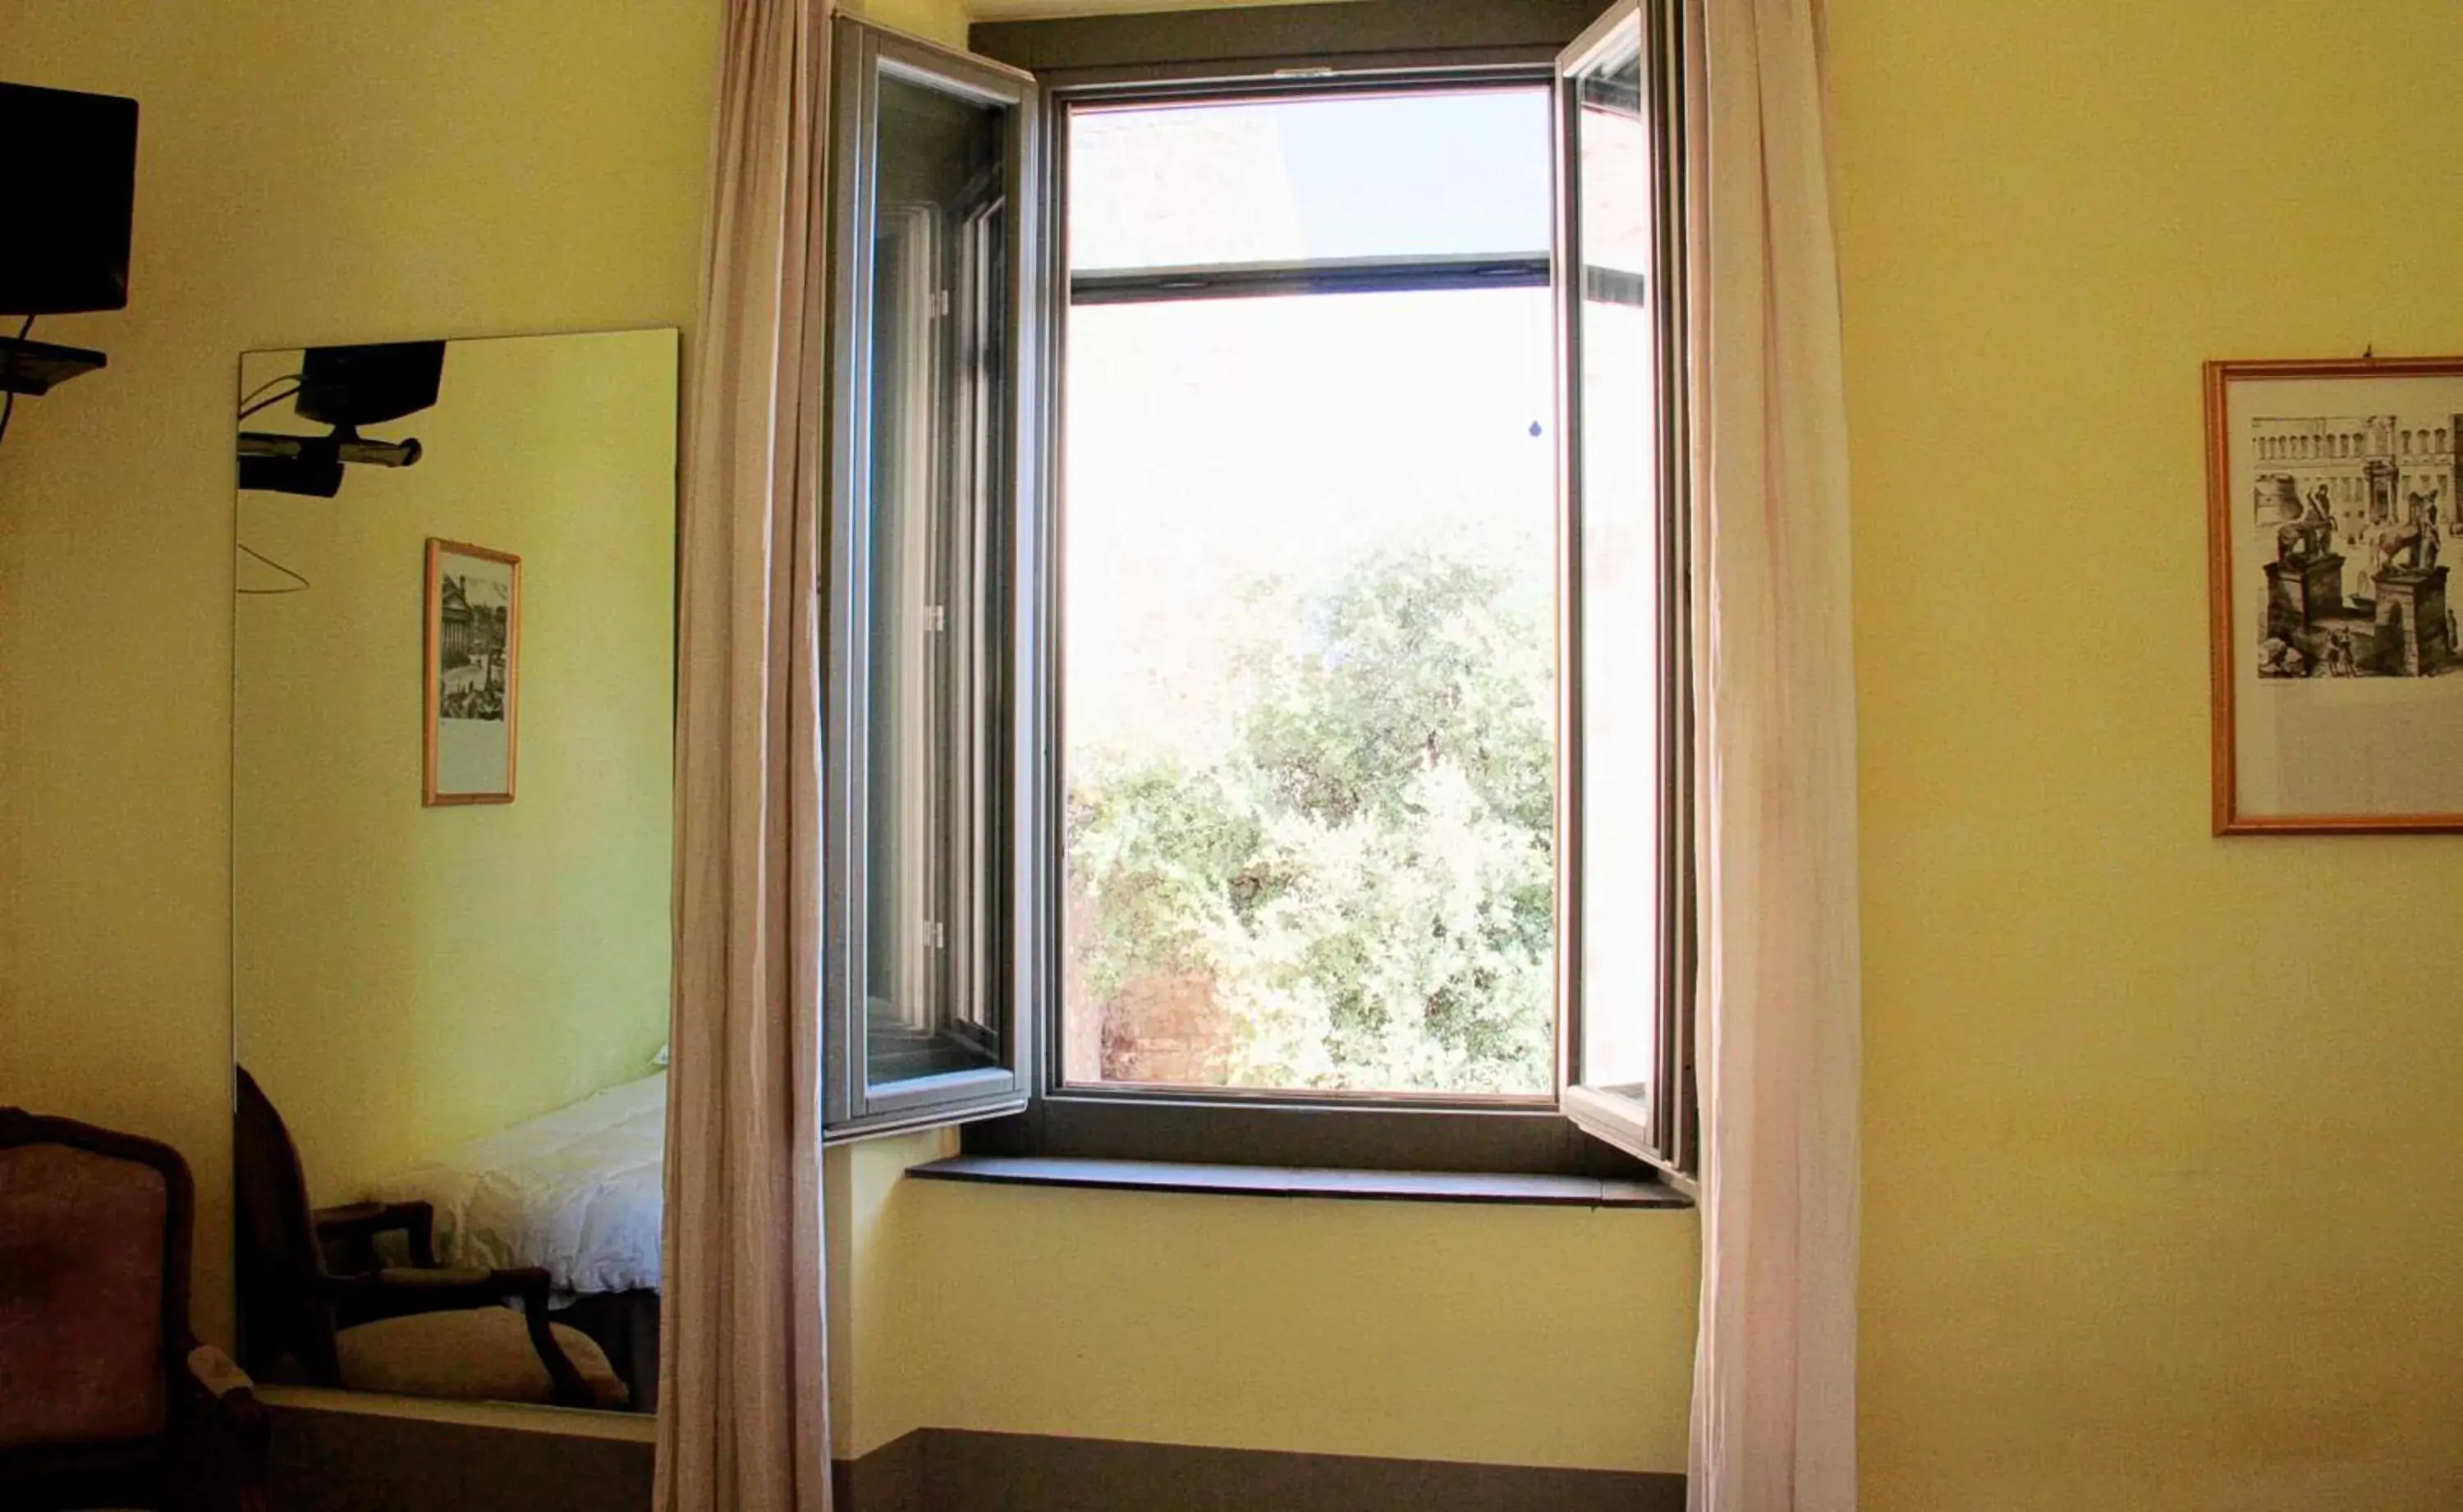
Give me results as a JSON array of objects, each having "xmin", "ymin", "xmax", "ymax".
[
  {"xmin": 29, "ymin": 0, "xmax": 2462, "ymax": 1500},
  {"xmin": 1834, "ymin": 0, "xmax": 2463, "ymax": 1505},
  {"xmin": 0, "ymin": 0, "xmax": 1691, "ymax": 1479},
  {"xmin": 0, "ymin": 0, "xmax": 716, "ymax": 1342},
  {"xmin": 906, "ymin": 1170, "xmax": 1696, "ymax": 1468},
  {"xmin": 827, "ymin": 1133, "xmax": 947, "ymax": 1461},
  {"xmin": 233, "ymin": 329, "xmax": 677, "ymax": 1205},
  {"xmin": 828, "ymin": 1131, "xmax": 1698, "ymax": 1468},
  {"xmin": 844, "ymin": 0, "xmax": 973, "ymax": 47}
]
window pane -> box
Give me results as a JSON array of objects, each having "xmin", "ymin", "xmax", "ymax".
[
  {"xmin": 1062, "ymin": 288, "xmax": 1557, "ymax": 1098},
  {"xmin": 1069, "ymin": 89, "xmax": 1552, "ymax": 273},
  {"xmin": 864, "ymin": 70, "xmax": 1007, "ymax": 1090},
  {"xmin": 1571, "ymin": 28, "xmax": 1663, "ymax": 1102}
]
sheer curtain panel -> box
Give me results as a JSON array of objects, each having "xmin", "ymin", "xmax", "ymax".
[
  {"xmin": 658, "ymin": 2, "xmax": 837, "ymax": 1510},
  {"xmin": 1682, "ymin": 0, "xmax": 1862, "ymax": 1507}
]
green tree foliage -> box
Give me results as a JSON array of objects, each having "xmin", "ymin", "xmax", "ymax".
[{"xmin": 1068, "ymin": 542, "xmax": 1554, "ymax": 1094}]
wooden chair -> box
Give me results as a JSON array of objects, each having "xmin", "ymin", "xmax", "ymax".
[
  {"xmin": 0, "ymin": 1107, "xmax": 269, "ymax": 1512},
  {"xmin": 232, "ymin": 1068, "xmax": 626, "ymax": 1410}
]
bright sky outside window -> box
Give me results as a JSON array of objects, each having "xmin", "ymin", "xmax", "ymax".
[
  {"xmin": 1068, "ymin": 90, "xmax": 1552, "ymax": 272},
  {"xmin": 1059, "ymin": 89, "xmax": 1561, "ymax": 1098}
]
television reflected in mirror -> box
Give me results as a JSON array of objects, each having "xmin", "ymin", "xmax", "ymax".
[{"xmin": 230, "ymin": 327, "xmax": 678, "ymax": 1414}]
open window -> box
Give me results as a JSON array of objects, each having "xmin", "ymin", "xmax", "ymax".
[
  {"xmin": 1556, "ymin": 0, "xmax": 1695, "ymax": 1179},
  {"xmin": 820, "ymin": 21, "xmax": 1040, "ymax": 1139},
  {"xmin": 820, "ymin": 2, "xmax": 1696, "ymax": 1189}
]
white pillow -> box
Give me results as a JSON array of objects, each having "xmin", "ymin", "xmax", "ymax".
[{"xmin": 654, "ymin": 1043, "xmax": 671, "ymax": 1068}]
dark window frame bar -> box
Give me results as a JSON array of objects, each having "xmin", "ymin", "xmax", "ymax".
[
  {"xmin": 969, "ymin": 0, "xmax": 1613, "ymax": 77},
  {"xmin": 959, "ymin": 11, "xmax": 1673, "ymax": 1185},
  {"xmin": 1071, "ymin": 252, "xmax": 1553, "ymax": 306}
]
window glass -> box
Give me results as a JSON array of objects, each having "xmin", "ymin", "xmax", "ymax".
[
  {"xmin": 1571, "ymin": 28, "xmax": 1663, "ymax": 1103},
  {"xmin": 863, "ymin": 71, "xmax": 1009, "ymax": 1090},
  {"xmin": 1060, "ymin": 90, "xmax": 1560, "ymax": 1100},
  {"xmin": 1069, "ymin": 89, "xmax": 1552, "ymax": 272}
]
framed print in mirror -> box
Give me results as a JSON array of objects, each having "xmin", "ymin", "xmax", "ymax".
[
  {"xmin": 424, "ymin": 538, "xmax": 521, "ymax": 804},
  {"xmin": 2208, "ymin": 355, "xmax": 2463, "ymax": 832}
]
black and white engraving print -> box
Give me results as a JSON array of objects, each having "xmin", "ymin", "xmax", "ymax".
[
  {"xmin": 2254, "ymin": 414, "xmax": 2462, "ymax": 678},
  {"xmin": 436, "ymin": 570, "xmax": 511, "ymax": 720}
]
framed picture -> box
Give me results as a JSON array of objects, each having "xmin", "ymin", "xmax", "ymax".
[
  {"xmin": 2207, "ymin": 355, "xmax": 2463, "ymax": 832},
  {"xmin": 423, "ymin": 538, "xmax": 521, "ymax": 805}
]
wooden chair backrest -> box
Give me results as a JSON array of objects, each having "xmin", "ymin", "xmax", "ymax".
[
  {"xmin": 0, "ymin": 1108, "xmax": 192, "ymax": 1452},
  {"xmin": 232, "ymin": 1067, "xmax": 342, "ymax": 1386}
]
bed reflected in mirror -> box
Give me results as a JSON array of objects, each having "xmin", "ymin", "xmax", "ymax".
[{"xmin": 229, "ymin": 328, "xmax": 678, "ymax": 1414}]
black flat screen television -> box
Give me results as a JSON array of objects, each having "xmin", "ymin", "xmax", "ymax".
[{"xmin": 0, "ymin": 81, "xmax": 140, "ymax": 316}]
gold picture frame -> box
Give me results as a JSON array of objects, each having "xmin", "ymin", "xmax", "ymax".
[
  {"xmin": 2207, "ymin": 355, "xmax": 2463, "ymax": 833},
  {"xmin": 422, "ymin": 538, "xmax": 521, "ymax": 806}
]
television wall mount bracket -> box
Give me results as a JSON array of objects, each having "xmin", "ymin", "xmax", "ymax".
[{"xmin": 0, "ymin": 335, "xmax": 107, "ymax": 396}]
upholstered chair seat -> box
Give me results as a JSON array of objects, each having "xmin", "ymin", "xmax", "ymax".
[{"xmin": 333, "ymin": 1308, "xmax": 629, "ymax": 1409}]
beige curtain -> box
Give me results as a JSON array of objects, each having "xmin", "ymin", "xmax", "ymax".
[
  {"xmin": 657, "ymin": 2, "xmax": 836, "ymax": 1510},
  {"xmin": 1682, "ymin": 0, "xmax": 1861, "ymax": 1508}
]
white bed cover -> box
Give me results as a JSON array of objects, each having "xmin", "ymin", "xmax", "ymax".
[{"xmin": 366, "ymin": 1071, "xmax": 665, "ymax": 1296}]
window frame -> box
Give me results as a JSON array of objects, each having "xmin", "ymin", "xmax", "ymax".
[
  {"xmin": 947, "ymin": 11, "xmax": 1694, "ymax": 1184},
  {"xmin": 1555, "ymin": 0, "xmax": 1699, "ymax": 1182},
  {"xmin": 820, "ymin": 17, "xmax": 1047, "ymax": 1144}
]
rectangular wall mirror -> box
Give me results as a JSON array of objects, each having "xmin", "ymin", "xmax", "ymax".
[{"xmin": 230, "ymin": 327, "xmax": 678, "ymax": 1415}]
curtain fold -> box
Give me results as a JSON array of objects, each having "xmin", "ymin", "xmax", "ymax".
[
  {"xmin": 1682, "ymin": 0, "xmax": 1861, "ymax": 1508},
  {"xmin": 657, "ymin": 2, "xmax": 836, "ymax": 1510}
]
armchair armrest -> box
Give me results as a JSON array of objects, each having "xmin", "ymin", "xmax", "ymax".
[
  {"xmin": 186, "ymin": 1343, "xmax": 256, "ymax": 1400},
  {"xmin": 184, "ymin": 1345, "xmax": 269, "ymax": 1512},
  {"xmin": 314, "ymin": 1198, "xmax": 439, "ymax": 1269},
  {"xmin": 374, "ymin": 1264, "xmax": 496, "ymax": 1288}
]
